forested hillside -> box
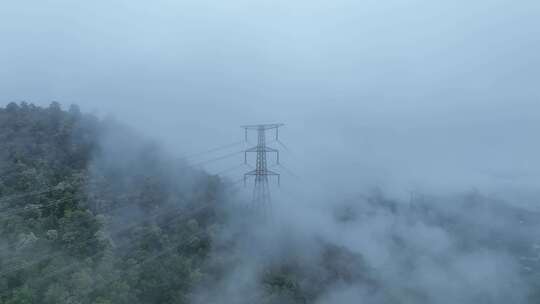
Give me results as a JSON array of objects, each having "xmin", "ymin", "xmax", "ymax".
[
  {"xmin": 1, "ymin": 103, "xmax": 539, "ymax": 304},
  {"xmin": 0, "ymin": 102, "xmax": 365, "ymax": 304},
  {"xmin": 0, "ymin": 102, "xmax": 223, "ymax": 303}
]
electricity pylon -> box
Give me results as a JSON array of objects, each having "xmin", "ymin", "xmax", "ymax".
[{"xmin": 242, "ymin": 124, "xmax": 283, "ymax": 212}]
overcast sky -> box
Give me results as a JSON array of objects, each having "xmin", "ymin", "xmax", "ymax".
[{"xmin": 1, "ymin": 0, "xmax": 539, "ymax": 207}]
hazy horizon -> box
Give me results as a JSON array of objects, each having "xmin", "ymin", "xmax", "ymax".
[{"xmin": 2, "ymin": 0, "xmax": 539, "ymax": 208}]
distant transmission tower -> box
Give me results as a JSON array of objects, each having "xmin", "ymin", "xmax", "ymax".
[{"xmin": 242, "ymin": 124, "xmax": 283, "ymax": 212}]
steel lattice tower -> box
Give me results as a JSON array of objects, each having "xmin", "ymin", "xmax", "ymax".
[{"xmin": 242, "ymin": 124, "xmax": 283, "ymax": 212}]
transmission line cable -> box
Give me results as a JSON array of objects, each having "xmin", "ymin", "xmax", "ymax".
[
  {"xmin": 0, "ymin": 150, "xmax": 242, "ymax": 208},
  {"xmin": 0, "ymin": 186, "xmax": 65, "ymax": 207},
  {"xmin": 179, "ymin": 140, "xmax": 243, "ymax": 160},
  {"xmin": 276, "ymin": 163, "xmax": 301, "ymax": 180},
  {"xmin": 184, "ymin": 150, "xmax": 244, "ymax": 169},
  {"xmin": 214, "ymin": 163, "xmax": 249, "ymax": 176},
  {"xmin": 0, "ymin": 196, "xmax": 75, "ymax": 218}
]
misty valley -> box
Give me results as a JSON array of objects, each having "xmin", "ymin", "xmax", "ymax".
[
  {"xmin": 2, "ymin": 0, "xmax": 540, "ymax": 302},
  {"xmin": 0, "ymin": 103, "xmax": 538, "ymax": 303}
]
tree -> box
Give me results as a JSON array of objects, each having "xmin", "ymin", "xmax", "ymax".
[
  {"xmin": 5, "ymin": 286, "xmax": 35, "ymax": 304},
  {"xmin": 58, "ymin": 210, "xmax": 106, "ymax": 258}
]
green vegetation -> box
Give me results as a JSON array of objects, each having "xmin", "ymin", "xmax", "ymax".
[
  {"xmin": 0, "ymin": 102, "xmax": 359, "ymax": 304},
  {"xmin": 0, "ymin": 102, "xmax": 221, "ymax": 304},
  {"xmin": 0, "ymin": 102, "xmax": 538, "ymax": 304}
]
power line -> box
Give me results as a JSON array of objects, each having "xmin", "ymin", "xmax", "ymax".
[
  {"xmin": 179, "ymin": 140, "xmax": 243, "ymax": 160},
  {"xmin": 276, "ymin": 163, "xmax": 301, "ymax": 180},
  {"xmin": 0, "ymin": 149, "xmax": 243, "ymax": 210},
  {"xmin": 276, "ymin": 139, "xmax": 291, "ymax": 153},
  {"xmin": 0, "ymin": 148, "xmax": 246, "ymax": 269},
  {"xmin": 186, "ymin": 150, "xmax": 244, "ymax": 169},
  {"xmin": 0, "ymin": 196, "xmax": 74, "ymax": 218},
  {"xmin": 213, "ymin": 163, "xmax": 248, "ymax": 176},
  {"xmin": 0, "ymin": 178, "xmax": 128, "ymax": 210},
  {"xmin": 0, "ymin": 186, "xmax": 65, "ymax": 207},
  {"xmin": 0, "ymin": 139, "xmax": 256, "ymax": 298}
]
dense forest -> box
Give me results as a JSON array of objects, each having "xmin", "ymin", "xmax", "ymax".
[
  {"xmin": 0, "ymin": 102, "xmax": 225, "ymax": 303},
  {"xmin": 0, "ymin": 102, "xmax": 372, "ymax": 304},
  {"xmin": 0, "ymin": 103, "xmax": 539, "ymax": 303}
]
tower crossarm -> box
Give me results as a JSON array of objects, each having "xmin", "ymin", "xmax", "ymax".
[
  {"xmin": 245, "ymin": 146, "xmax": 278, "ymax": 152},
  {"xmin": 241, "ymin": 123, "xmax": 284, "ymax": 130},
  {"xmin": 244, "ymin": 170, "xmax": 280, "ymax": 176},
  {"xmin": 244, "ymin": 170, "xmax": 280, "ymax": 185}
]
